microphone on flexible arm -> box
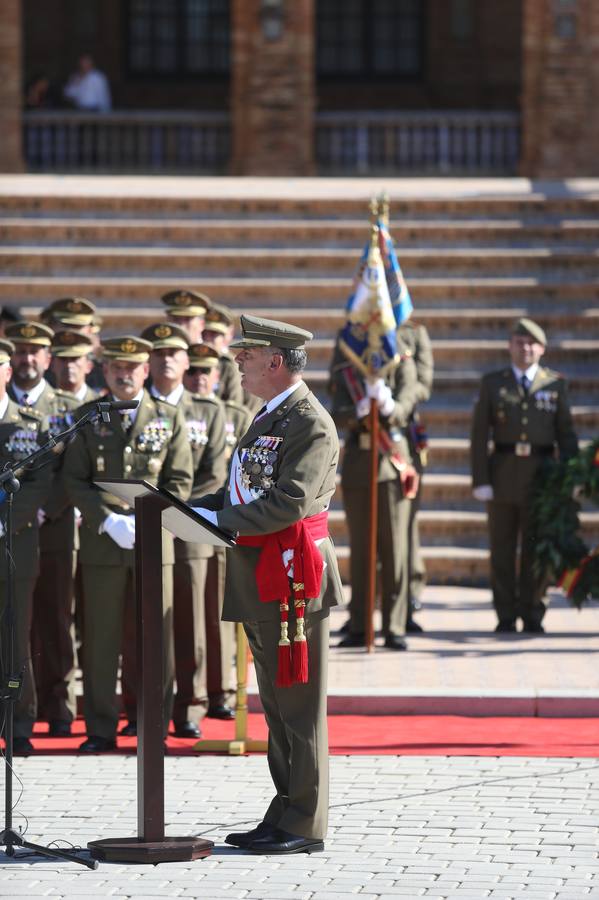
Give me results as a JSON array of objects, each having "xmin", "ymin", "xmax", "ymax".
[{"xmin": 96, "ymin": 399, "xmax": 140, "ymax": 423}]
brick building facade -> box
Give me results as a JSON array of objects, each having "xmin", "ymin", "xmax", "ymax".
[{"xmin": 1, "ymin": 0, "xmax": 597, "ymax": 175}]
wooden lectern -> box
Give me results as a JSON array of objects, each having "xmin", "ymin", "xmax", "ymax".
[{"xmin": 87, "ymin": 480, "xmax": 235, "ymax": 864}]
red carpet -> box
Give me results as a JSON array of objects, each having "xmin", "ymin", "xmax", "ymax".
[{"xmin": 15, "ymin": 715, "xmax": 599, "ymax": 757}]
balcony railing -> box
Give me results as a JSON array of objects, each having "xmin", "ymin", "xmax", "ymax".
[
  {"xmin": 316, "ymin": 111, "xmax": 520, "ymax": 174},
  {"xmin": 23, "ymin": 110, "xmax": 230, "ymax": 173}
]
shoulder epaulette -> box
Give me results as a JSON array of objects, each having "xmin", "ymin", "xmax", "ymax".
[
  {"xmin": 190, "ymin": 393, "xmax": 220, "ymax": 406},
  {"xmin": 19, "ymin": 405, "xmax": 44, "ymax": 421},
  {"xmin": 224, "ymin": 399, "xmax": 245, "ymax": 412}
]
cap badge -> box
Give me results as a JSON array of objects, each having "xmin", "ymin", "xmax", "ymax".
[
  {"xmin": 155, "ymin": 325, "xmax": 171, "ymax": 338},
  {"xmin": 120, "ymin": 339, "xmax": 137, "ymax": 354},
  {"xmin": 21, "ymin": 324, "xmax": 36, "ymax": 339}
]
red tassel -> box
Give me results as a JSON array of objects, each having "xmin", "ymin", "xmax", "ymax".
[
  {"xmin": 276, "ymin": 643, "xmax": 293, "ymax": 687},
  {"xmin": 293, "ymin": 636, "xmax": 308, "ymax": 684}
]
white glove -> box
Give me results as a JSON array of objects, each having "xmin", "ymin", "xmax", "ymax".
[
  {"xmin": 365, "ymin": 379, "xmax": 395, "ymax": 417},
  {"xmin": 74, "ymin": 506, "xmax": 82, "ymax": 527},
  {"xmin": 355, "ymin": 396, "xmax": 370, "ymax": 419},
  {"xmin": 473, "ymin": 485, "xmax": 494, "ymax": 502},
  {"xmin": 37, "ymin": 509, "xmax": 47, "ymax": 527},
  {"xmin": 192, "ymin": 507, "xmax": 218, "ymax": 527},
  {"xmin": 100, "ymin": 512, "xmax": 136, "ymax": 549}
]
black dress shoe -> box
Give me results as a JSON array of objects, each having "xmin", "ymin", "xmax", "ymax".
[
  {"xmin": 495, "ymin": 621, "xmax": 517, "ymax": 633},
  {"xmin": 384, "ymin": 635, "xmax": 408, "ymax": 650},
  {"xmin": 119, "ymin": 720, "xmax": 137, "ymax": 736},
  {"xmin": 337, "ymin": 617, "xmax": 351, "ymax": 635},
  {"xmin": 249, "ymin": 827, "xmax": 324, "ymax": 855},
  {"xmin": 79, "ymin": 735, "xmax": 117, "ymax": 753},
  {"xmin": 337, "ymin": 632, "xmax": 365, "ymax": 648},
  {"xmin": 406, "ymin": 618, "xmax": 424, "ymax": 634},
  {"xmin": 173, "ymin": 721, "xmax": 202, "ymax": 738},
  {"xmin": 13, "ymin": 737, "xmax": 34, "ymax": 755},
  {"xmin": 48, "ymin": 719, "xmax": 72, "ymax": 737},
  {"xmin": 225, "ymin": 821, "xmax": 275, "ymax": 848},
  {"xmin": 207, "ymin": 705, "xmax": 235, "ymax": 721},
  {"xmin": 522, "ymin": 621, "xmax": 545, "ymax": 634}
]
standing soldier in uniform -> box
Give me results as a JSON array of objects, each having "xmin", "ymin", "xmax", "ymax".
[
  {"xmin": 162, "ymin": 289, "xmax": 210, "ymax": 344},
  {"xmin": 0, "ymin": 337, "xmax": 52, "ymax": 754},
  {"xmin": 183, "ymin": 343, "xmax": 244, "ymax": 720},
  {"xmin": 194, "ymin": 315, "xmax": 343, "ymax": 854},
  {"xmin": 202, "ymin": 303, "xmax": 244, "ymax": 406},
  {"xmin": 329, "ymin": 333, "xmax": 418, "ymax": 650},
  {"xmin": 398, "ymin": 318, "xmax": 434, "ymax": 631},
  {"xmin": 62, "ymin": 335, "xmax": 192, "ymax": 752},
  {"xmin": 138, "ymin": 326, "xmax": 227, "ymax": 738},
  {"xmin": 5, "ymin": 321, "xmax": 80, "ymax": 737},
  {"xmin": 471, "ymin": 318, "xmax": 578, "ymax": 633},
  {"xmin": 42, "ymin": 296, "xmax": 105, "ymax": 392}
]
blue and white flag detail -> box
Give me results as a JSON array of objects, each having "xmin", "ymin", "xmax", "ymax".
[
  {"xmin": 339, "ymin": 226, "xmax": 400, "ymax": 379},
  {"xmin": 378, "ymin": 219, "xmax": 413, "ymax": 326}
]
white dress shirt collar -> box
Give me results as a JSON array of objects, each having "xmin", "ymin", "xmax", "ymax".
[
  {"xmin": 512, "ymin": 363, "xmax": 539, "ymax": 385},
  {"xmin": 150, "ymin": 383, "xmax": 184, "ymax": 406},
  {"xmin": 12, "ymin": 379, "xmax": 47, "ymax": 407}
]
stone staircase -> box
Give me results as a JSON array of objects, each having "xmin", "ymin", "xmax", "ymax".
[{"xmin": 1, "ymin": 188, "xmax": 598, "ymax": 585}]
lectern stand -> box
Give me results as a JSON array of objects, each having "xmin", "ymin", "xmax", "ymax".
[{"xmin": 87, "ymin": 480, "xmax": 234, "ymax": 864}]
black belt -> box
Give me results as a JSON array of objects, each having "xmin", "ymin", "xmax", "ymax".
[{"xmin": 494, "ymin": 442, "xmax": 554, "ymax": 457}]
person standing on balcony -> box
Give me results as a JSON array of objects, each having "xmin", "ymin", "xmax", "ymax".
[
  {"xmin": 470, "ymin": 318, "xmax": 578, "ymax": 634},
  {"xmin": 63, "ymin": 54, "xmax": 111, "ymax": 112}
]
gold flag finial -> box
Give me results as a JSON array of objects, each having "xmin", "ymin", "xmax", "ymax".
[
  {"xmin": 369, "ymin": 196, "xmax": 379, "ymax": 225},
  {"xmin": 367, "ymin": 222, "xmax": 381, "ymax": 268},
  {"xmin": 379, "ymin": 192, "xmax": 390, "ymax": 227}
]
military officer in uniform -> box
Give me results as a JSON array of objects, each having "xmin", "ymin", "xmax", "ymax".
[
  {"xmin": 202, "ymin": 303, "xmax": 245, "ymax": 406},
  {"xmin": 329, "ymin": 333, "xmax": 418, "ymax": 650},
  {"xmin": 62, "ymin": 335, "xmax": 193, "ymax": 752},
  {"xmin": 194, "ymin": 315, "xmax": 343, "ymax": 855},
  {"xmin": 162, "ymin": 289, "xmax": 210, "ymax": 344},
  {"xmin": 398, "ymin": 318, "xmax": 434, "ymax": 631},
  {"xmin": 183, "ymin": 343, "xmax": 241, "ymax": 720},
  {"xmin": 5, "ymin": 321, "xmax": 81, "ymax": 736},
  {"xmin": 0, "ymin": 338, "xmax": 52, "ymax": 754},
  {"xmin": 137, "ymin": 326, "xmax": 227, "ymax": 738},
  {"xmin": 42, "ymin": 296, "xmax": 106, "ymax": 392},
  {"xmin": 471, "ymin": 318, "xmax": 578, "ymax": 633}
]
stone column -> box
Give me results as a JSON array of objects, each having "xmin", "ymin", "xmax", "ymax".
[
  {"xmin": 230, "ymin": 0, "xmax": 315, "ymax": 175},
  {"xmin": 521, "ymin": 0, "xmax": 599, "ymax": 176},
  {"xmin": 0, "ymin": 0, "xmax": 24, "ymax": 172}
]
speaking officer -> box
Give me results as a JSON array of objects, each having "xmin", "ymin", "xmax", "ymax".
[
  {"xmin": 183, "ymin": 343, "xmax": 238, "ymax": 720},
  {"xmin": 30, "ymin": 330, "xmax": 99, "ymax": 739},
  {"xmin": 161, "ymin": 289, "xmax": 210, "ymax": 345},
  {"xmin": 471, "ymin": 317, "xmax": 578, "ymax": 634},
  {"xmin": 0, "ymin": 338, "xmax": 52, "ymax": 755},
  {"xmin": 137, "ymin": 327, "xmax": 227, "ymax": 738},
  {"xmin": 194, "ymin": 315, "xmax": 343, "ymax": 855},
  {"xmin": 329, "ymin": 334, "xmax": 418, "ymax": 650},
  {"xmin": 62, "ymin": 335, "xmax": 193, "ymax": 752},
  {"xmin": 398, "ymin": 319, "xmax": 434, "ymax": 631},
  {"xmin": 5, "ymin": 321, "xmax": 81, "ymax": 737}
]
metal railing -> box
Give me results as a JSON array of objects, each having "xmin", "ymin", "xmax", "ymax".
[
  {"xmin": 316, "ymin": 110, "xmax": 520, "ymax": 174},
  {"xmin": 23, "ymin": 110, "xmax": 230, "ymax": 173}
]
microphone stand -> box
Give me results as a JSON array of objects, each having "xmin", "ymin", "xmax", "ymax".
[{"xmin": 0, "ymin": 400, "xmax": 133, "ymax": 868}]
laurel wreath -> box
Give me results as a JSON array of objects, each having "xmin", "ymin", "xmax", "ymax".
[{"xmin": 530, "ymin": 438, "xmax": 599, "ymax": 608}]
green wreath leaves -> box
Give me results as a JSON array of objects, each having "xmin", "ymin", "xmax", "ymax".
[{"xmin": 530, "ymin": 439, "xmax": 599, "ymax": 608}]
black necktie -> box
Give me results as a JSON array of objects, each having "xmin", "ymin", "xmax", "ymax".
[{"xmin": 521, "ymin": 374, "xmax": 530, "ymax": 395}]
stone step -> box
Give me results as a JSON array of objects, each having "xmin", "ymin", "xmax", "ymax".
[
  {"xmin": 3, "ymin": 216, "xmax": 599, "ymax": 247},
  {"xmin": 3, "ymin": 246, "xmax": 598, "ymax": 277},
  {"xmin": 2, "ymin": 275, "xmax": 598, "ymax": 307},
  {"xmin": 3, "ymin": 192, "xmax": 599, "ymax": 218},
  {"xmin": 333, "ymin": 544, "xmax": 490, "ymax": 585}
]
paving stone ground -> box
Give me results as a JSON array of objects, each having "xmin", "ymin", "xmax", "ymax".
[{"xmin": 1, "ymin": 755, "xmax": 599, "ymax": 899}]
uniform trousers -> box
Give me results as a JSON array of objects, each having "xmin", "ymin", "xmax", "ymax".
[
  {"xmin": 81, "ymin": 563, "xmax": 174, "ymax": 739},
  {"xmin": 343, "ymin": 479, "xmax": 410, "ymax": 637},
  {"xmin": 0, "ymin": 577, "xmax": 37, "ymax": 738},
  {"xmin": 408, "ymin": 475, "xmax": 426, "ymax": 607},
  {"xmin": 205, "ymin": 549, "xmax": 235, "ymax": 708},
  {"xmin": 487, "ymin": 499, "xmax": 546, "ymax": 626},
  {"xmin": 31, "ymin": 548, "xmax": 77, "ymax": 723},
  {"xmin": 244, "ymin": 607, "xmax": 330, "ymax": 840},
  {"xmin": 172, "ymin": 556, "xmax": 209, "ymax": 726}
]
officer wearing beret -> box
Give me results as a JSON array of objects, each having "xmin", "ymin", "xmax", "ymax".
[
  {"xmin": 329, "ymin": 331, "xmax": 418, "ymax": 650},
  {"xmin": 194, "ymin": 314, "xmax": 343, "ymax": 854},
  {"xmin": 62, "ymin": 335, "xmax": 193, "ymax": 752},
  {"xmin": 30, "ymin": 329, "xmax": 100, "ymax": 739},
  {"xmin": 0, "ymin": 338, "xmax": 52, "ymax": 754},
  {"xmin": 161, "ymin": 289, "xmax": 210, "ymax": 345},
  {"xmin": 5, "ymin": 321, "xmax": 81, "ymax": 738},
  {"xmin": 471, "ymin": 318, "xmax": 578, "ymax": 633},
  {"xmin": 183, "ymin": 343, "xmax": 243, "ymax": 720}
]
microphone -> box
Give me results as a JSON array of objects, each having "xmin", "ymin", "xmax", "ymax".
[{"xmin": 96, "ymin": 399, "xmax": 140, "ymax": 423}]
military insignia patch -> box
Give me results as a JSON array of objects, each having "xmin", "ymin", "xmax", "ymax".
[
  {"xmin": 240, "ymin": 440, "xmax": 280, "ymax": 497},
  {"xmin": 186, "ymin": 419, "xmax": 208, "ymax": 448},
  {"xmin": 137, "ymin": 418, "xmax": 173, "ymax": 453}
]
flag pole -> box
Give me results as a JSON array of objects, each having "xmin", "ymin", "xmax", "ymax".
[{"xmin": 365, "ymin": 201, "xmax": 380, "ymax": 652}]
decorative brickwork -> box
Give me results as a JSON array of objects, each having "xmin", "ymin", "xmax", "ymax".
[
  {"xmin": 521, "ymin": 0, "xmax": 599, "ymax": 176},
  {"xmin": 230, "ymin": 0, "xmax": 315, "ymax": 175},
  {"xmin": 0, "ymin": 0, "xmax": 23, "ymax": 172}
]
